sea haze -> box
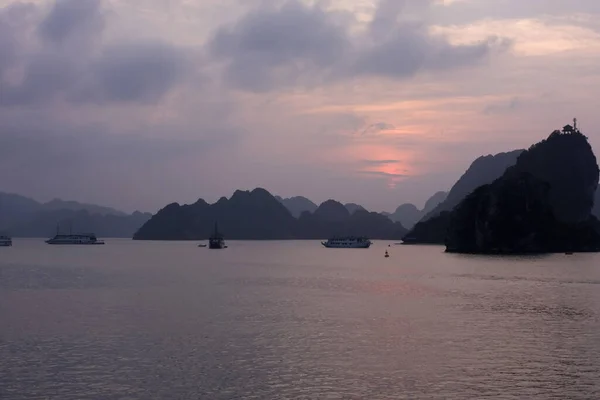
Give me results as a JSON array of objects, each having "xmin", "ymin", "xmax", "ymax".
[{"xmin": 1, "ymin": 240, "xmax": 600, "ymax": 399}]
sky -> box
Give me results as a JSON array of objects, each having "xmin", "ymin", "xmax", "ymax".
[{"xmin": 1, "ymin": 0, "xmax": 600, "ymax": 213}]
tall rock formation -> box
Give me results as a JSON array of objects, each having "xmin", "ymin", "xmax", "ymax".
[
  {"xmin": 423, "ymin": 150, "xmax": 524, "ymax": 221},
  {"xmin": 403, "ymin": 150, "xmax": 523, "ymax": 242},
  {"xmin": 446, "ymin": 125, "xmax": 600, "ymax": 254}
]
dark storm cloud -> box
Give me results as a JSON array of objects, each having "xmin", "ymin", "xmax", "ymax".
[
  {"xmin": 0, "ymin": 1, "xmax": 188, "ymax": 107},
  {"xmin": 209, "ymin": 0, "xmax": 505, "ymax": 91}
]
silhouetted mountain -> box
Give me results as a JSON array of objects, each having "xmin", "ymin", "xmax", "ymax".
[
  {"xmin": 0, "ymin": 193, "xmax": 151, "ymax": 237},
  {"xmin": 594, "ymin": 190, "xmax": 600, "ymax": 219},
  {"xmin": 388, "ymin": 203, "xmax": 421, "ymax": 228},
  {"xmin": 315, "ymin": 200, "xmax": 351, "ymax": 221},
  {"xmin": 11, "ymin": 210, "xmax": 151, "ymax": 238},
  {"xmin": 385, "ymin": 191, "xmax": 448, "ymax": 229},
  {"xmin": 275, "ymin": 195, "xmax": 318, "ymax": 218},
  {"xmin": 445, "ymin": 126, "xmax": 600, "ymax": 253},
  {"xmin": 402, "ymin": 212, "xmax": 452, "ymax": 244},
  {"xmin": 297, "ymin": 200, "xmax": 407, "ymax": 239},
  {"xmin": 0, "ymin": 192, "xmax": 42, "ymax": 229},
  {"xmin": 344, "ymin": 203, "xmax": 366, "ymax": 214},
  {"xmin": 0, "ymin": 191, "xmax": 150, "ymax": 238},
  {"xmin": 135, "ymin": 189, "xmax": 407, "ymax": 240},
  {"xmin": 422, "ymin": 150, "xmax": 524, "ymax": 221},
  {"xmin": 422, "ymin": 191, "xmax": 448, "ymax": 215},
  {"xmin": 43, "ymin": 198, "xmax": 126, "ymax": 216},
  {"xmin": 403, "ymin": 150, "xmax": 523, "ymax": 243},
  {"xmin": 137, "ymin": 189, "xmax": 298, "ymax": 240},
  {"xmin": 514, "ymin": 128, "xmax": 598, "ymax": 223}
]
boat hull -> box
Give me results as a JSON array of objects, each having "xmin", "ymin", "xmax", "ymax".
[
  {"xmin": 321, "ymin": 242, "xmax": 371, "ymax": 249},
  {"xmin": 209, "ymin": 238, "xmax": 226, "ymax": 249},
  {"xmin": 0, "ymin": 242, "xmax": 12, "ymax": 247},
  {"xmin": 46, "ymin": 240, "xmax": 105, "ymax": 245}
]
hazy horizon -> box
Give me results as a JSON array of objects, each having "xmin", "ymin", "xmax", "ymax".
[
  {"xmin": 2, "ymin": 185, "xmax": 447, "ymax": 215},
  {"xmin": 2, "ymin": 0, "xmax": 599, "ymax": 213}
]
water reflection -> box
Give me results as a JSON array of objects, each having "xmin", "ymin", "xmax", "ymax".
[{"xmin": 0, "ymin": 240, "xmax": 599, "ymax": 399}]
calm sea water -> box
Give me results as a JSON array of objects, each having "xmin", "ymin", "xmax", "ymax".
[{"xmin": 1, "ymin": 239, "xmax": 600, "ymax": 399}]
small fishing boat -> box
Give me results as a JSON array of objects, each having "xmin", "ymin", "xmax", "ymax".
[
  {"xmin": 209, "ymin": 222, "xmax": 226, "ymax": 249},
  {"xmin": 0, "ymin": 236, "xmax": 12, "ymax": 247}
]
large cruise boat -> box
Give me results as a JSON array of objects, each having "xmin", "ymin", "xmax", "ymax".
[
  {"xmin": 321, "ymin": 237, "xmax": 372, "ymax": 248},
  {"xmin": 208, "ymin": 223, "xmax": 226, "ymax": 249},
  {"xmin": 46, "ymin": 233, "xmax": 105, "ymax": 245},
  {"xmin": 0, "ymin": 236, "xmax": 12, "ymax": 247}
]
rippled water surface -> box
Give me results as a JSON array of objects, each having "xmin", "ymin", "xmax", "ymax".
[{"xmin": 1, "ymin": 239, "xmax": 600, "ymax": 399}]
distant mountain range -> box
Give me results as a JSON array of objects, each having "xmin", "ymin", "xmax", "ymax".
[
  {"xmin": 0, "ymin": 192, "xmax": 151, "ymax": 238},
  {"xmin": 134, "ymin": 189, "xmax": 408, "ymax": 240},
  {"xmin": 16, "ymin": 140, "xmax": 595, "ymax": 243},
  {"xmin": 383, "ymin": 191, "xmax": 448, "ymax": 229},
  {"xmin": 344, "ymin": 203, "xmax": 367, "ymax": 215},
  {"xmin": 275, "ymin": 193, "xmax": 447, "ymax": 230},
  {"xmin": 274, "ymin": 196, "xmax": 367, "ymax": 218},
  {"xmin": 274, "ymin": 196, "xmax": 317, "ymax": 218}
]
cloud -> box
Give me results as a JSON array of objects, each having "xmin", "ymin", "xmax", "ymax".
[
  {"xmin": 357, "ymin": 122, "xmax": 396, "ymax": 135},
  {"xmin": 2, "ymin": 0, "xmax": 599, "ymax": 215},
  {"xmin": 0, "ymin": 1, "xmax": 189, "ymax": 107},
  {"xmin": 74, "ymin": 42, "xmax": 187, "ymax": 104},
  {"xmin": 209, "ymin": 0, "xmax": 348, "ymax": 91},
  {"xmin": 358, "ymin": 170, "xmax": 408, "ymax": 178},
  {"xmin": 208, "ymin": 0, "xmax": 506, "ymax": 91},
  {"xmin": 434, "ymin": 0, "xmax": 600, "ymax": 25},
  {"xmin": 0, "ymin": 2, "xmax": 34, "ymax": 74},
  {"xmin": 361, "ymin": 159, "xmax": 401, "ymax": 166},
  {"xmin": 38, "ymin": 0, "xmax": 105, "ymax": 45},
  {"xmin": 483, "ymin": 97, "xmax": 521, "ymax": 115}
]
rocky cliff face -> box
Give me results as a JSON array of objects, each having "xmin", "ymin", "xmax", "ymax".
[
  {"xmin": 402, "ymin": 150, "xmax": 522, "ymax": 243},
  {"xmin": 511, "ymin": 129, "xmax": 599, "ymax": 223},
  {"xmin": 422, "ymin": 150, "xmax": 524, "ymax": 221},
  {"xmin": 402, "ymin": 212, "xmax": 452, "ymax": 244},
  {"xmin": 445, "ymin": 173, "xmax": 556, "ymax": 253},
  {"xmin": 446, "ymin": 128, "xmax": 600, "ymax": 254}
]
